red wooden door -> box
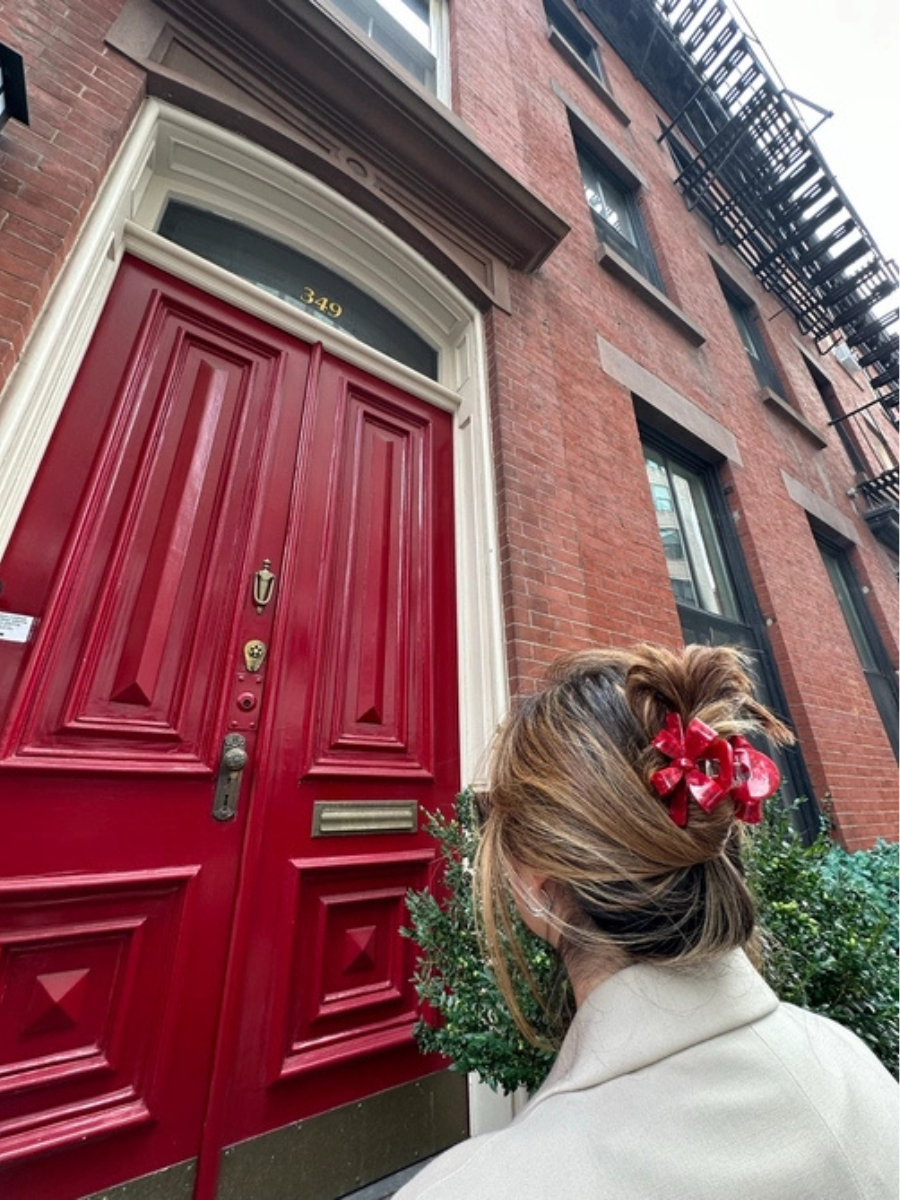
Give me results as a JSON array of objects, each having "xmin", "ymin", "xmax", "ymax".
[{"xmin": 0, "ymin": 257, "xmax": 458, "ymax": 1199}]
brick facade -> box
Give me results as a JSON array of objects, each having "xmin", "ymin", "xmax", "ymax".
[
  {"xmin": 0, "ymin": 0, "xmax": 896, "ymax": 856},
  {"xmin": 462, "ymin": 0, "xmax": 899, "ymax": 848},
  {"xmin": 0, "ymin": 1, "xmax": 144, "ymax": 391}
]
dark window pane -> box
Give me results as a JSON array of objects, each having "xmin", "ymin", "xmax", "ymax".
[
  {"xmin": 578, "ymin": 151, "xmax": 636, "ymax": 243},
  {"xmin": 818, "ymin": 541, "xmax": 899, "ymax": 757},
  {"xmin": 724, "ymin": 291, "xmax": 783, "ymax": 394},
  {"xmin": 820, "ymin": 549, "xmax": 878, "ymax": 670},
  {"xmin": 671, "ymin": 577, "xmax": 698, "ymax": 605},
  {"xmin": 576, "ymin": 146, "xmax": 661, "ymax": 287},
  {"xmin": 158, "ymin": 202, "xmax": 438, "ymax": 379},
  {"xmin": 544, "ymin": 0, "xmax": 603, "ymax": 78}
]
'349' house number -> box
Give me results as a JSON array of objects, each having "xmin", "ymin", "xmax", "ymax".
[{"xmin": 300, "ymin": 285, "xmax": 343, "ymax": 320}]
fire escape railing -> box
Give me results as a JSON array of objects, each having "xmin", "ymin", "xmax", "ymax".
[
  {"xmin": 827, "ymin": 389, "xmax": 899, "ymax": 546},
  {"xmin": 578, "ymin": 0, "xmax": 898, "ymax": 546}
]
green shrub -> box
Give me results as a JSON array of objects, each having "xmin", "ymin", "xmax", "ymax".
[
  {"xmin": 745, "ymin": 803, "xmax": 898, "ymax": 1076},
  {"xmin": 403, "ymin": 789, "xmax": 563, "ymax": 1093},
  {"xmin": 405, "ymin": 791, "xmax": 899, "ymax": 1093}
]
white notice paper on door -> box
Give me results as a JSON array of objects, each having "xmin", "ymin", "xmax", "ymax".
[{"xmin": 0, "ymin": 613, "xmax": 37, "ymax": 643}]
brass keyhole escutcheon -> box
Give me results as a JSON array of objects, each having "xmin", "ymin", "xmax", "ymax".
[
  {"xmin": 212, "ymin": 733, "xmax": 248, "ymax": 822},
  {"xmin": 243, "ymin": 640, "xmax": 267, "ymax": 673}
]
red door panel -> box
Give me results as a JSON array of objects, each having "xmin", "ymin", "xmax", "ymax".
[
  {"xmin": 217, "ymin": 356, "xmax": 458, "ymax": 1145},
  {"xmin": 0, "ymin": 259, "xmax": 311, "ymax": 1198},
  {"xmin": 0, "ymin": 867, "xmax": 198, "ymax": 1163},
  {"xmin": 309, "ymin": 373, "xmax": 440, "ymax": 776},
  {"xmin": 3, "ymin": 293, "xmax": 290, "ymax": 770},
  {"xmin": 0, "ymin": 257, "xmax": 460, "ymax": 1198}
]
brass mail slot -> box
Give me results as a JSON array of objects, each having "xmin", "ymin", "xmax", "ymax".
[{"xmin": 312, "ymin": 800, "xmax": 419, "ymax": 837}]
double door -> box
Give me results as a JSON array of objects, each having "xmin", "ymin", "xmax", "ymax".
[{"xmin": 0, "ymin": 257, "xmax": 459, "ymax": 1198}]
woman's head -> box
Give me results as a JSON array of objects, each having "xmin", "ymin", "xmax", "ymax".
[{"xmin": 476, "ymin": 642, "xmax": 794, "ymax": 1040}]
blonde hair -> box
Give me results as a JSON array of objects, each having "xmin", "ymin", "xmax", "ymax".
[{"xmin": 476, "ymin": 643, "xmax": 795, "ymax": 1044}]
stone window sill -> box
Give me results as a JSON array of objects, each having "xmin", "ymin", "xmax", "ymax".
[
  {"xmin": 547, "ymin": 28, "xmax": 630, "ymax": 126},
  {"xmin": 761, "ymin": 388, "xmax": 829, "ymax": 448},
  {"xmin": 596, "ymin": 243, "xmax": 706, "ymax": 347}
]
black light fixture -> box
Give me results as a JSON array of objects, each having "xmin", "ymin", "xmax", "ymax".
[{"xmin": 0, "ymin": 43, "xmax": 29, "ymax": 133}]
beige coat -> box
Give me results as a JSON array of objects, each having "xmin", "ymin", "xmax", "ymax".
[{"xmin": 395, "ymin": 951, "xmax": 899, "ymax": 1199}]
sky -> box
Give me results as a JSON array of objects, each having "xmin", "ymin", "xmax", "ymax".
[{"xmin": 732, "ymin": 0, "xmax": 899, "ymax": 269}]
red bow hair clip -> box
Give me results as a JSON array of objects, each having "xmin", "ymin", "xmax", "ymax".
[
  {"xmin": 729, "ymin": 735, "xmax": 781, "ymax": 824},
  {"xmin": 650, "ymin": 714, "xmax": 780, "ymax": 827}
]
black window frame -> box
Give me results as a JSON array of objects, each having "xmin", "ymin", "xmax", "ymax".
[
  {"xmin": 0, "ymin": 43, "xmax": 29, "ymax": 132},
  {"xmin": 641, "ymin": 427, "xmax": 819, "ymax": 838},
  {"xmin": 576, "ymin": 142, "xmax": 663, "ymax": 289},
  {"xmin": 815, "ymin": 532, "xmax": 899, "ymax": 759},
  {"xmin": 720, "ymin": 283, "xmax": 784, "ymax": 396},
  {"xmin": 543, "ymin": 0, "xmax": 605, "ymax": 82},
  {"xmin": 803, "ymin": 355, "xmax": 871, "ymax": 475}
]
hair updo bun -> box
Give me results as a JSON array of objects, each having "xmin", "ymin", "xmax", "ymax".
[
  {"xmin": 476, "ymin": 643, "xmax": 796, "ymax": 1045},
  {"xmin": 625, "ymin": 642, "xmax": 794, "ymax": 751}
]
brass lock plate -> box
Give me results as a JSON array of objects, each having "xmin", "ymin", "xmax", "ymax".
[
  {"xmin": 212, "ymin": 732, "xmax": 248, "ymax": 822},
  {"xmin": 243, "ymin": 639, "xmax": 267, "ymax": 673}
]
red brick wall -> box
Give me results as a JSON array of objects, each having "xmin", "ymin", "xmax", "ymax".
[
  {"xmin": 0, "ymin": 0, "xmax": 143, "ymax": 392},
  {"xmin": 454, "ymin": 0, "xmax": 897, "ymax": 847}
]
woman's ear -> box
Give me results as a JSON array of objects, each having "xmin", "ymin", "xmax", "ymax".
[
  {"xmin": 516, "ymin": 864, "xmax": 550, "ymax": 907},
  {"xmin": 509, "ymin": 863, "xmax": 555, "ymax": 940}
]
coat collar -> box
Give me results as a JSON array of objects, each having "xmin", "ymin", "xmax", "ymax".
[{"xmin": 530, "ymin": 950, "xmax": 778, "ymax": 1105}]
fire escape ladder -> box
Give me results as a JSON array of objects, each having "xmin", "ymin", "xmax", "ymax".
[{"xmin": 581, "ymin": 0, "xmax": 898, "ymax": 549}]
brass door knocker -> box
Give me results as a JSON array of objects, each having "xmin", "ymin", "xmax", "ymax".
[{"xmin": 252, "ymin": 559, "xmax": 276, "ymax": 613}]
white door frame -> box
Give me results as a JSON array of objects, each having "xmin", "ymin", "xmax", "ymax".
[{"xmin": 0, "ymin": 99, "xmax": 516, "ymax": 1134}]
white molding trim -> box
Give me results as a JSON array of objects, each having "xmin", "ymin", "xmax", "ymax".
[
  {"xmin": 0, "ymin": 97, "xmax": 508, "ymax": 794},
  {"xmin": 0, "ymin": 101, "xmax": 158, "ymax": 562}
]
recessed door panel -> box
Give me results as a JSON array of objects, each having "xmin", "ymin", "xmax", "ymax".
[
  {"xmin": 3, "ymin": 300, "xmax": 287, "ymax": 772},
  {"xmin": 0, "ymin": 257, "xmax": 459, "ymax": 1199},
  {"xmin": 274, "ymin": 850, "xmax": 435, "ymax": 1081},
  {"xmin": 0, "ymin": 868, "xmax": 197, "ymax": 1165},
  {"xmin": 309, "ymin": 384, "xmax": 436, "ymax": 776}
]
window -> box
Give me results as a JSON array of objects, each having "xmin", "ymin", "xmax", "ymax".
[
  {"xmin": 644, "ymin": 448, "xmax": 740, "ymax": 619},
  {"xmin": 158, "ymin": 201, "xmax": 438, "ymax": 378},
  {"xmin": 642, "ymin": 437, "xmax": 817, "ymax": 829},
  {"xmin": 721, "ymin": 286, "xmax": 783, "ymax": 395},
  {"xmin": 805, "ymin": 355, "xmax": 898, "ymax": 478},
  {"xmin": 577, "ymin": 145, "xmax": 661, "ymax": 287},
  {"xmin": 817, "ymin": 538, "xmax": 898, "ymax": 758},
  {"xmin": 326, "ymin": 0, "xmax": 446, "ymax": 96},
  {"xmin": 543, "ymin": 0, "xmax": 604, "ymax": 80},
  {"xmin": 0, "ymin": 43, "xmax": 29, "ymax": 132}
]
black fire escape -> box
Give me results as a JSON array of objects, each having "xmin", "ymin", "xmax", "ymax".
[{"xmin": 579, "ymin": 0, "xmax": 899, "ymax": 549}]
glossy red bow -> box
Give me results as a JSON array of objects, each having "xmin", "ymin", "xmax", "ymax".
[
  {"xmin": 650, "ymin": 715, "xmax": 781, "ymax": 827},
  {"xmin": 650, "ymin": 714, "xmax": 733, "ymax": 827},
  {"xmin": 729, "ymin": 735, "xmax": 781, "ymax": 824}
]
